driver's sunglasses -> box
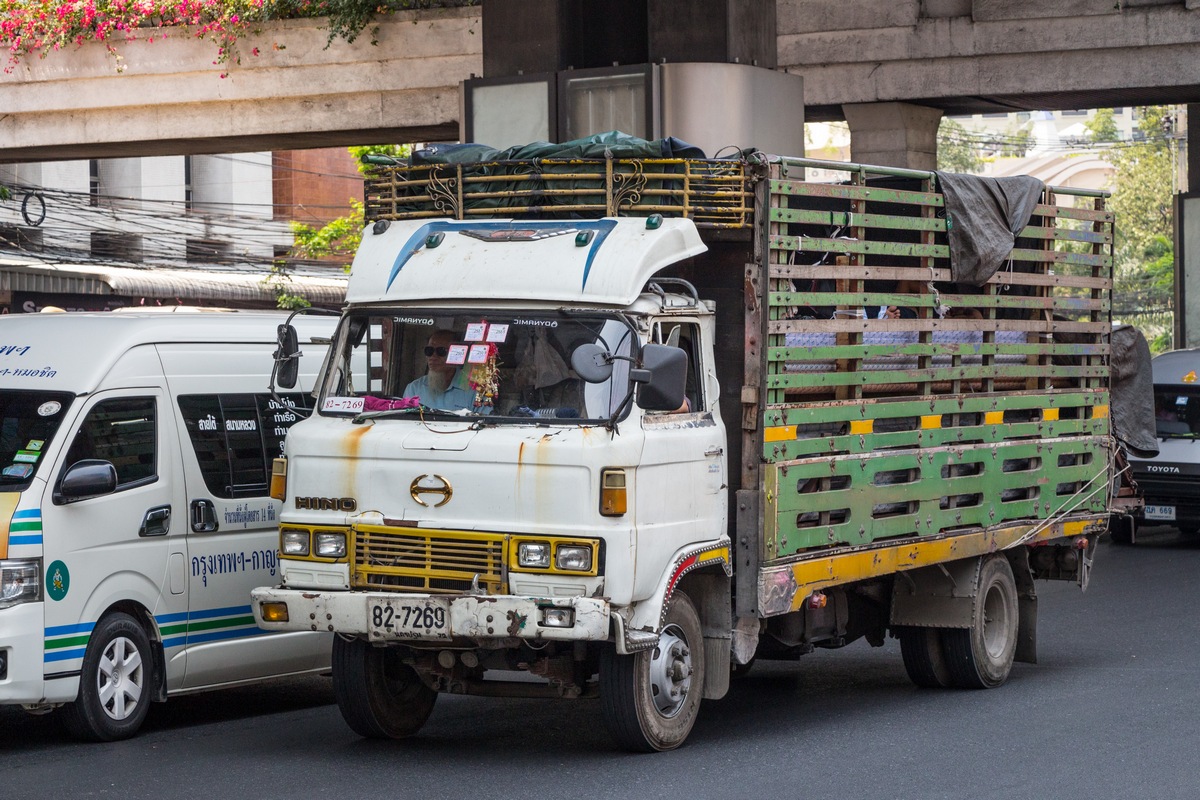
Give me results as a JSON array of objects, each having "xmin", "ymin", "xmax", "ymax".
[{"xmin": 424, "ymin": 346, "xmax": 450, "ymax": 357}]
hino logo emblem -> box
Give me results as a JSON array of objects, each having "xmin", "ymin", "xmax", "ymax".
[
  {"xmin": 410, "ymin": 474, "xmax": 453, "ymax": 507},
  {"xmin": 1146, "ymin": 465, "xmax": 1182, "ymax": 473}
]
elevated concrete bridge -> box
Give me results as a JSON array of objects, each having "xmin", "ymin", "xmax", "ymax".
[{"xmin": 3, "ymin": 1, "xmax": 1200, "ymax": 164}]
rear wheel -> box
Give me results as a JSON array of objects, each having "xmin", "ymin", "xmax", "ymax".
[
  {"xmin": 897, "ymin": 626, "xmax": 953, "ymax": 688},
  {"xmin": 60, "ymin": 612, "xmax": 153, "ymax": 741},
  {"xmin": 332, "ymin": 637, "xmax": 437, "ymax": 739},
  {"xmin": 942, "ymin": 556, "xmax": 1019, "ymax": 689},
  {"xmin": 600, "ymin": 591, "xmax": 704, "ymax": 752}
]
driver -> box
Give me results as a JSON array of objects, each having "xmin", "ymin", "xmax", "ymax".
[{"xmin": 403, "ymin": 330, "xmax": 476, "ymax": 410}]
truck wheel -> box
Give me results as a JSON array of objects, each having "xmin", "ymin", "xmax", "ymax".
[
  {"xmin": 60, "ymin": 612, "xmax": 153, "ymax": 741},
  {"xmin": 331, "ymin": 636, "xmax": 436, "ymax": 739},
  {"xmin": 600, "ymin": 591, "xmax": 704, "ymax": 752},
  {"xmin": 942, "ymin": 555, "xmax": 1019, "ymax": 689},
  {"xmin": 897, "ymin": 627, "xmax": 953, "ymax": 688}
]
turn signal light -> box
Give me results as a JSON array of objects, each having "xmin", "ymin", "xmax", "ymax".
[
  {"xmin": 269, "ymin": 458, "xmax": 287, "ymax": 501},
  {"xmin": 260, "ymin": 602, "xmax": 290, "ymax": 623},
  {"xmin": 600, "ymin": 468, "xmax": 627, "ymax": 516},
  {"xmin": 808, "ymin": 592, "xmax": 828, "ymax": 609}
]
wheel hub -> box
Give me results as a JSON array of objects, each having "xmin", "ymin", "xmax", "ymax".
[
  {"xmin": 98, "ymin": 636, "xmax": 144, "ymax": 721},
  {"xmin": 648, "ymin": 623, "xmax": 693, "ymax": 718}
]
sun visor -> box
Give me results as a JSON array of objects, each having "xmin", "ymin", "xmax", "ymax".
[{"xmin": 345, "ymin": 218, "xmax": 707, "ymax": 307}]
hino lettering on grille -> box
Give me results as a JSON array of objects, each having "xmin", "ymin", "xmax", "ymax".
[{"xmin": 295, "ymin": 496, "xmax": 358, "ymax": 511}]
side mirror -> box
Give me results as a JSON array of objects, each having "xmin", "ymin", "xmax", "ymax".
[
  {"xmin": 274, "ymin": 324, "xmax": 300, "ymax": 389},
  {"xmin": 571, "ymin": 342, "xmax": 615, "ymax": 384},
  {"xmin": 635, "ymin": 344, "xmax": 687, "ymax": 412},
  {"xmin": 54, "ymin": 459, "xmax": 118, "ymax": 504}
]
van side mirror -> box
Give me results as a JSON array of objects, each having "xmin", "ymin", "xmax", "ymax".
[
  {"xmin": 274, "ymin": 324, "xmax": 300, "ymax": 389},
  {"xmin": 54, "ymin": 459, "xmax": 118, "ymax": 504},
  {"xmin": 635, "ymin": 344, "xmax": 687, "ymax": 412}
]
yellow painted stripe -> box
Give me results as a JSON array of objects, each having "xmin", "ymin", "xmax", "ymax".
[
  {"xmin": 984, "ymin": 411, "xmax": 1004, "ymax": 425},
  {"xmin": 764, "ymin": 426, "xmax": 797, "ymax": 443},
  {"xmin": 774, "ymin": 515, "xmax": 1107, "ymax": 613},
  {"xmin": 0, "ymin": 492, "xmax": 20, "ymax": 559},
  {"xmin": 1092, "ymin": 404, "xmax": 1109, "ymax": 419},
  {"xmin": 1043, "ymin": 407, "xmax": 1060, "ymax": 421},
  {"xmin": 695, "ymin": 546, "xmax": 729, "ymax": 564},
  {"xmin": 849, "ymin": 419, "xmax": 873, "ymax": 435},
  {"xmin": 920, "ymin": 415, "xmax": 942, "ymax": 430}
]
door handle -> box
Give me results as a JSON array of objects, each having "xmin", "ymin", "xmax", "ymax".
[
  {"xmin": 190, "ymin": 499, "xmax": 219, "ymax": 533},
  {"xmin": 139, "ymin": 505, "xmax": 172, "ymax": 537},
  {"xmin": 705, "ymin": 447, "xmax": 724, "ymax": 457}
]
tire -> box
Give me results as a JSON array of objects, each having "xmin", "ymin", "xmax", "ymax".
[
  {"xmin": 1109, "ymin": 516, "xmax": 1134, "ymax": 545},
  {"xmin": 60, "ymin": 612, "xmax": 153, "ymax": 742},
  {"xmin": 600, "ymin": 591, "xmax": 704, "ymax": 752},
  {"xmin": 942, "ymin": 555, "xmax": 1019, "ymax": 689},
  {"xmin": 897, "ymin": 626, "xmax": 953, "ymax": 688},
  {"xmin": 331, "ymin": 636, "xmax": 437, "ymax": 739}
]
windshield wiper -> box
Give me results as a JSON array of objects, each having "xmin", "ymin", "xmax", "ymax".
[{"xmin": 352, "ymin": 406, "xmax": 471, "ymax": 424}]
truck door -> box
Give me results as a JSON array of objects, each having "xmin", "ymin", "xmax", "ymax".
[
  {"xmin": 636, "ymin": 322, "xmax": 728, "ymax": 576},
  {"xmin": 41, "ymin": 388, "xmax": 189, "ymax": 689}
]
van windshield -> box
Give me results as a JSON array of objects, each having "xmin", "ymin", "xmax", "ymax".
[
  {"xmin": 0, "ymin": 390, "xmax": 75, "ymax": 489},
  {"xmin": 319, "ymin": 311, "xmax": 635, "ymax": 422},
  {"xmin": 1154, "ymin": 388, "xmax": 1200, "ymax": 439}
]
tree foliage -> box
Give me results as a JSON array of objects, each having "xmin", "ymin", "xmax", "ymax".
[{"xmin": 936, "ymin": 118, "xmax": 984, "ymax": 174}]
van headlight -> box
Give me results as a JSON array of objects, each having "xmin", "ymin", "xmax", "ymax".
[{"xmin": 0, "ymin": 559, "xmax": 42, "ymax": 609}]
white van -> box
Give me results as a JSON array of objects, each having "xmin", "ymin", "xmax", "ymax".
[{"xmin": 0, "ymin": 310, "xmax": 335, "ymax": 740}]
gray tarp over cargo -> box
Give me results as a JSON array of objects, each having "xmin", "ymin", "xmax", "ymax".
[
  {"xmin": 935, "ymin": 172, "xmax": 1045, "ymax": 287},
  {"xmin": 1109, "ymin": 325, "xmax": 1159, "ymax": 459}
]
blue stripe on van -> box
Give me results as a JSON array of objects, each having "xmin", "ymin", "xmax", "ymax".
[
  {"xmin": 12, "ymin": 508, "xmax": 42, "ymax": 519},
  {"xmin": 44, "ymin": 647, "xmax": 87, "ymax": 663},
  {"xmin": 186, "ymin": 604, "xmax": 254, "ymax": 620},
  {"xmin": 184, "ymin": 626, "xmax": 269, "ymax": 646},
  {"xmin": 45, "ymin": 621, "xmax": 96, "ymax": 637},
  {"xmin": 8, "ymin": 534, "xmax": 42, "ymax": 545}
]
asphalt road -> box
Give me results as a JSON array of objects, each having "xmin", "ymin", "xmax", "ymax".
[{"xmin": 4, "ymin": 528, "xmax": 1199, "ymax": 800}]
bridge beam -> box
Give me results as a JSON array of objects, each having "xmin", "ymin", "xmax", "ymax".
[
  {"xmin": 0, "ymin": 9, "xmax": 481, "ymax": 164},
  {"xmin": 843, "ymin": 102, "xmax": 942, "ymax": 172}
]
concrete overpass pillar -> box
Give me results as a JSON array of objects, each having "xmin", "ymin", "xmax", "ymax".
[{"xmin": 842, "ymin": 102, "xmax": 943, "ymax": 171}]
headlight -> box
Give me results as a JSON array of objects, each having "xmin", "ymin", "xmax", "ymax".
[
  {"xmin": 517, "ymin": 542, "xmax": 551, "ymax": 568},
  {"xmin": 555, "ymin": 545, "xmax": 593, "ymax": 572},
  {"xmin": 0, "ymin": 559, "xmax": 42, "ymax": 609},
  {"xmin": 281, "ymin": 530, "xmax": 310, "ymax": 557},
  {"xmin": 314, "ymin": 531, "xmax": 347, "ymax": 558}
]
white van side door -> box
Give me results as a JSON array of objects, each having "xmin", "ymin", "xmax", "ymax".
[
  {"xmin": 40, "ymin": 388, "xmax": 188, "ymax": 690},
  {"xmin": 161, "ymin": 343, "xmax": 325, "ymax": 690}
]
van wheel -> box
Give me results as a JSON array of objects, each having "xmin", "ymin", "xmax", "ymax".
[
  {"xmin": 897, "ymin": 626, "xmax": 953, "ymax": 688},
  {"xmin": 942, "ymin": 556, "xmax": 1019, "ymax": 689},
  {"xmin": 61, "ymin": 612, "xmax": 153, "ymax": 741},
  {"xmin": 600, "ymin": 591, "xmax": 704, "ymax": 752},
  {"xmin": 332, "ymin": 636, "xmax": 436, "ymax": 739}
]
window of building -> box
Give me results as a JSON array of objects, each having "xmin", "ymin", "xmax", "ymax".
[{"xmin": 177, "ymin": 393, "xmax": 311, "ymax": 498}]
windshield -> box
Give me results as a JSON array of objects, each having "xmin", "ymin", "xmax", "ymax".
[
  {"xmin": 318, "ymin": 311, "xmax": 635, "ymax": 422},
  {"xmin": 1154, "ymin": 388, "xmax": 1200, "ymax": 439},
  {"xmin": 0, "ymin": 390, "xmax": 75, "ymax": 489}
]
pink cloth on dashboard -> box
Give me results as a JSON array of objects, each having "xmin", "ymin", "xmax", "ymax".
[{"xmin": 362, "ymin": 395, "xmax": 421, "ymax": 411}]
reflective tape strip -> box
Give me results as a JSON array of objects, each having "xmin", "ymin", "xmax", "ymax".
[
  {"xmin": 1043, "ymin": 408, "xmax": 1060, "ymax": 421},
  {"xmin": 1092, "ymin": 405, "xmax": 1109, "ymax": 419},
  {"xmin": 920, "ymin": 415, "xmax": 942, "ymax": 430},
  {"xmin": 985, "ymin": 411, "xmax": 1004, "ymax": 425},
  {"xmin": 849, "ymin": 419, "xmax": 873, "ymax": 435},
  {"xmin": 764, "ymin": 426, "xmax": 796, "ymax": 442}
]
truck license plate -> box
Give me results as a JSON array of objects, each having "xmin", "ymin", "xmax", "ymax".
[
  {"xmin": 1144, "ymin": 504, "xmax": 1176, "ymax": 521},
  {"xmin": 369, "ymin": 598, "xmax": 451, "ymax": 640}
]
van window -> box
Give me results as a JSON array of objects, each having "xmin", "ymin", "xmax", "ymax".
[
  {"xmin": 64, "ymin": 397, "xmax": 157, "ymax": 488},
  {"xmin": 177, "ymin": 393, "xmax": 311, "ymax": 499},
  {"xmin": 0, "ymin": 390, "xmax": 75, "ymax": 490}
]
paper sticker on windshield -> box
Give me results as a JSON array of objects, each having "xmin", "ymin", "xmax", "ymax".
[
  {"xmin": 322, "ymin": 396, "xmax": 365, "ymax": 413},
  {"xmin": 13, "ymin": 451, "xmax": 40, "ymax": 463},
  {"xmin": 465, "ymin": 322, "xmax": 487, "ymax": 342},
  {"xmin": 485, "ymin": 324, "xmax": 509, "ymax": 343},
  {"xmin": 468, "ymin": 344, "xmax": 491, "ymax": 364},
  {"xmin": 2, "ymin": 464, "xmax": 33, "ymax": 478},
  {"xmin": 25, "ymin": 440, "xmax": 44, "ymax": 451},
  {"xmin": 37, "ymin": 401, "xmax": 61, "ymax": 417},
  {"xmin": 446, "ymin": 344, "xmax": 468, "ymax": 365}
]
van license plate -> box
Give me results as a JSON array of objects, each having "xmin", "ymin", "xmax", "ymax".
[
  {"xmin": 1144, "ymin": 505, "xmax": 1176, "ymax": 521},
  {"xmin": 369, "ymin": 598, "xmax": 451, "ymax": 640}
]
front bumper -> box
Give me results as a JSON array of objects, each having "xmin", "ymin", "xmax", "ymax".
[{"xmin": 251, "ymin": 587, "xmax": 611, "ymax": 644}]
